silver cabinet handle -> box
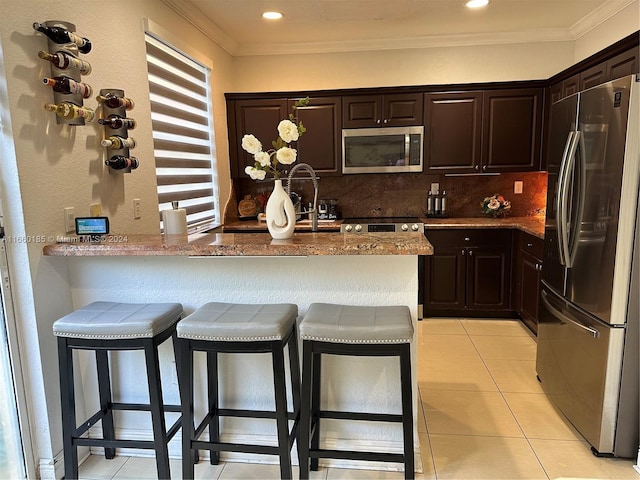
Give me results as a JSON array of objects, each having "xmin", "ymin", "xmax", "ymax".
[
  {"xmin": 468, "ymin": 250, "xmax": 473, "ymax": 256},
  {"xmin": 475, "ymin": 165, "xmax": 479, "ymax": 171},
  {"xmin": 462, "ymin": 249, "xmax": 465, "ymax": 255},
  {"xmin": 527, "ymin": 243, "xmax": 533, "ymax": 247},
  {"xmin": 464, "ymin": 237, "xmax": 470, "ymax": 241}
]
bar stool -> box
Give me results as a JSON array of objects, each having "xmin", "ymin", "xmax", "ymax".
[
  {"xmin": 176, "ymin": 302, "xmax": 301, "ymax": 480},
  {"xmin": 298, "ymin": 303, "xmax": 414, "ymax": 479},
  {"xmin": 53, "ymin": 301, "xmax": 184, "ymax": 480}
]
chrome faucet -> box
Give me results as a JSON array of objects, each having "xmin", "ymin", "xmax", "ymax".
[{"xmin": 286, "ymin": 163, "xmax": 319, "ymax": 232}]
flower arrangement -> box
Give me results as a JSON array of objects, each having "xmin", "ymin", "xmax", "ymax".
[
  {"xmin": 481, "ymin": 193, "xmax": 511, "ymax": 218},
  {"xmin": 242, "ymin": 97, "xmax": 310, "ymax": 180}
]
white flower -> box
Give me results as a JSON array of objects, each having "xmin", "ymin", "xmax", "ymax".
[
  {"xmin": 241, "ymin": 134, "xmax": 262, "ymax": 155},
  {"xmin": 254, "ymin": 151, "xmax": 271, "ymax": 167},
  {"xmin": 244, "ymin": 166, "xmax": 266, "ymax": 180},
  {"xmin": 277, "ymin": 119, "xmax": 299, "ymax": 143},
  {"xmin": 488, "ymin": 198, "xmax": 501, "ymax": 210},
  {"xmin": 276, "ymin": 147, "xmax": 297, "ymax": 165},
  {"xmin": 503, "ymin": 200, "xmax": 511, "ymax": 209}
]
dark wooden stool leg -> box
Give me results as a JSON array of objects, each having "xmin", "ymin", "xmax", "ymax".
[
  {"xmin": 310, "ymin": 349, "xmax": 322, "ymax": 471},
  {"xmin": 144, "ymin": 338, "xmax": 171, "ymax": 480},
  {"xmin": 287, "ymin": 327, "xmax": 302, "ymax": 437},
  {"xmin": 95, "ymin": 349, "xmax": 116, "ymax": 459},
  {"xmin": 400, "ymin": 344, "xmax": 414, "ymax": 480},
  {"xmin": 207, "ymin": 350, "xmax": 220, "ymax": 465},
  {"xmin": 272, "ymin": 340, "xmax": 293, "ymax": 480},
  {"xmin": 58, "ymin": 337, "xmax": 79, "ymax": 480},
  {"xmin": 299, "ymin": 340, "xmax": 313, "ymax": 480},
  {"xmin": 178, "ymin": 338, "xmax": 195, "ymax": 480}
]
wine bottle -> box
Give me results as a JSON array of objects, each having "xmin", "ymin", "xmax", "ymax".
[
  {"xmin": 42, "ymin": 76, "xmax": 92, "ymax": 98},
  {"xmin": 101, "ymin": 136, "xmax": 136, "ymax": 149},
  {"xmin": 98, "ymin": 115, "xmax": 137, "ymax": 129},
  {"xmin": 96, "ymin": 94, "xmax": 135, "ymax": 110},
  {"xmin": 38, "ymin": 50, "xmax": 92, "ymax": 75},
  {"xmin": 32, "ymin": 22, "xmax": 91, "ymax": 54},
  {"xmin": 105, "ymin": 155, "xmax": 139, "ymax": 170},
  {"xmin": 43, "ymin": 102, "xmax": 95, "ymax": 122}
]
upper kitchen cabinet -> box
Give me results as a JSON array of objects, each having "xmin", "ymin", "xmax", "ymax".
[
  {"xmin": 227, "ymin": 96, "xmax": 341, "ymax": 177},
  {"xmin": 288, "ymin": 97, "xmax": 342, "ymax": 175},
  {"xmin": 423, "ymin": 91, "xmax": 483, "ymax": 174},
  {"xmin": 482, "ymin": 88, "xmax": 543, "ymax": 172},
  {"xmin": 423, "ymin": 87, "xmax": 543, "ymax": 173},
  {"xmin": 228, "ymin": 98, "xmax": 288, "ymax": 178},
  {"xmin": 342, "ymin": 93, "xmax": 423, "ymax": 128},
  {"xmin": 581, "ymin": 47, "xmax": 639, "ymax": 91}
]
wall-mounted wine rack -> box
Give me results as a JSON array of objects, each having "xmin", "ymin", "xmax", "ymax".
[
  {"xmin": 35, "ymin": 20, "xmax": 93, "ymax": 126},
  {"xmin": 98, "ymin": 89, "xmax": 138, "ymax": 173}
]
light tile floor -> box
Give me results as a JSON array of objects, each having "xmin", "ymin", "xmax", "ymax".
[{"xmin": 78, "ymin": 318, "xmax": 639, "ymax": 480}]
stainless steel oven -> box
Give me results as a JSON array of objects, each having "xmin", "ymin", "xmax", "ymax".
[{"xmin": 341, "ymin": 217, "xmax": 424, "ymax": 234}]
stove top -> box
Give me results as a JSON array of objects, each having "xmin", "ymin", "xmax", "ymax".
[{"xmin": 341, "ymin": 217, "xmax": 424, "ymax": 234}]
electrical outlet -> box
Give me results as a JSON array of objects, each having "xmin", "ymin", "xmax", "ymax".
[
  {"xmin": 133, "ymin": 199, "xmax": 141, "ymax": 219},
  {"xmin": 514, "ymin": 181, "xmax": 523, "ymax": 194},
  {"xmin": 90, "ymin": 203, "xmax": 102, "ymax": 216},
  {"xmin": 430, "ymin": 182, "xmax": 440, "ymax": 194},
  {"xmin": 63, "ymin": 207, "xmax": 75, "ymax": 233}
]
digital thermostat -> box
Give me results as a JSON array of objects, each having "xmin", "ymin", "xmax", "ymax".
[{"xmin": 75, "ymin": 217, "xmax": 109, "ymax": 236}]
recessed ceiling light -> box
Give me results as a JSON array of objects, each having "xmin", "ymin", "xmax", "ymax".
[
  {"xmin": 466, "ymin": 0, "xmax": 489, "ymax": 8},
  {"xmin": 262, "ymin": 11, "xmax": 283, "ymax": 20}
]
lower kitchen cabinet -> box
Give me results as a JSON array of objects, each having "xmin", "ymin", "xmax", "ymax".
[
  {"xmin": 422, "ymin": 229, "xmax": 513, "ymax": 317},
  {"xmin": 514, "ymin": 231, "xmax": 544, "ymax": 334}
]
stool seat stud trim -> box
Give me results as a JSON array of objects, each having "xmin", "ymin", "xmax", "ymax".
[
  {"xmin": 53, "ymin": 301, "xmax": 183, "ymax": 339},
  {"xmin": 177, "ymin": 302, "xmax": 298, "ymax": 341},
  {"xmin": 299, "ymin": 303, "xmax": 413, "ymax": 344}
]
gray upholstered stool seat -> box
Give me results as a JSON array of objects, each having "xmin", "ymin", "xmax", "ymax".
[
  {"xmin": 176, "ymin": 302, "xmax": 301, "ymax": 480},
  {"xmin": 299, "ymin": 303, "xmax": 415, "ymax": 479},
  {"xmin": 53, "ymin": 301, "xmax": 183, "ymax": 480},
  {"xmin": 299, "ymin": 303, "xmax": 413, "ymax": 344},
  {"xmin": 177, "ymin": 302, "xmax": 297, "ymax": 341},
  {"xmin": 53, "ymin": 301, "xmax": 183, "ymax": 339}
]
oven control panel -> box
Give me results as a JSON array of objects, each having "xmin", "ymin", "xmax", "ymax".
[{"xmin": 341, "ymin": 219, "xmax": 424, "ymax": 234}]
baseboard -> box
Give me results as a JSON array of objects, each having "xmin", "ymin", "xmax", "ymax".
[{"xmin": 84, "ymin": 426, "xmax": 423, "ymax": 473}]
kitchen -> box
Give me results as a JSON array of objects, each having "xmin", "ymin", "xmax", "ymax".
[{"xmin": 0, "ymin": 1, "xmax": 639, "ymax": 479}]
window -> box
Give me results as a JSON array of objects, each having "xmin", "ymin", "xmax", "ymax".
[{"xmin": 145, "ymin": 33, "xmax": 218, "ymax": 232}]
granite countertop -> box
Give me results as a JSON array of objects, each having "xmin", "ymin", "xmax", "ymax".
[
  {"xmin": 42, "ymin": 232, "xmax": 433, "ymax": 257},
  {"xmin": 421, "ymin": 216, "xmax": 545, "ymax": 239}
]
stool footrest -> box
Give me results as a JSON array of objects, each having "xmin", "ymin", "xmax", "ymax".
[
  {"xmin": 319, "ymin": 410, "xmax": 402, "ymax": 423},
  {"xmin": 310, "ymin": 448, "xmax": 405, "ymax": 463},
  {"xmin": 193, "ymin": 440, "xmax": 281, "ymax": 456},
  {"xmin": 111, "ymin": 402, "xmax": 181, "ymax": 413}
]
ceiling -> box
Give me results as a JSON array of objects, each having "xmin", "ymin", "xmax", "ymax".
[{"xmin": 163, "ymin": 0, "xmax": 636, "ymax": 56}]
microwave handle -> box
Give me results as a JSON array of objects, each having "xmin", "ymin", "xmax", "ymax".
[{"xmin": 404, "ymin": 134, "xmax": 410, "ymax": 166}]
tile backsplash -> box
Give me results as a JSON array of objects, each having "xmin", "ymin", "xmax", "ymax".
[{"xmin": 234, "ymin": 171, "xmax": 547, "ymax": 220}]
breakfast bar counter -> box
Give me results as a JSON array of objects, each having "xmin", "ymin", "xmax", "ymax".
[{"xmin": 42, "ymin": 232, "xmax": 431, "ymax": 473}]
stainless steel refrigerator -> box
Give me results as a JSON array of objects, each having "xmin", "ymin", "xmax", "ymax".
[{"xmin": 536, "ymin": 74, "xmax": 639, "ymax": 458}]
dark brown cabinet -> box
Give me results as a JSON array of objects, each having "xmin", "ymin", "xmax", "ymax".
[
  {"xmin": 423, "ymin": 92, "xmax": 482, "ymax": 173},
  {"xmin": 288, "ymin": 97, "xmax": 342, "ymax": 175},
  {"xmin": 580, "ymin": 47, "xmax": 638, "ymax": 91},
  {"xmin": 513, "ymin": 231, "xmax": 543, "ymax": 334},
  {"xmin": 342, "ymin": 93, "xmax": 423, "ymax": 128},
  {"xmin": 422, "ymin": 229, "xmax": 512, "ymax": 316},
  {"xmin": 423, "ymin": 88, "xmax": 543, "ymax": 173},
  {"xmin": 228, "ymin": 97, "xmax": 342, "ymax": 178},
  {"xmin": 229, "ymin": 99, "xmax": 288, "ymax": 178}
]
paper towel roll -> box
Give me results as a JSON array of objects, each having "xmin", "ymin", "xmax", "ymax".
[{"xmin": 162, "ymin": 208, "xmax": 187, "ymax": 235}]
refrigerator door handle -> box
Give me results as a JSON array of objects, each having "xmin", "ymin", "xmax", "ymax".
[
  {"xmin": 541, "ymin": 289, "xmax": 600, "ymax": 338},
  {"xmin": 556, "ymin": 131, "xmax": 574, "ymax": 265},
  {"xmin": 559, "ymin": 131, "xmax": 580, "ymax": 267},
  {"xmin": 567, "ymin": 131, "xmax": 587, "ymax": 268}
]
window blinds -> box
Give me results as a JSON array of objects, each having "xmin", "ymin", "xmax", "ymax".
[{"xmin": 145, "ymin": 34, "xmax": 217, "ymax": 232}]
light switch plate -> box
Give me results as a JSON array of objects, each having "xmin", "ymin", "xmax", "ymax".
[
  {"xmin": 90, "ymin": 203, "xmax": 102, "ymax": 216},
  {"xmin": 133, "ymin": 198, "xmax": 141, "ymax": 219},
  {"xmin": 514, "ymin": 181, "xmax": 523, "ymax": 194},
  {"xmin": 430, "ymin": 183, "xmax": 440, "ymax": 194},
  {"xmin": 63, "ymin": 207, "xmax": 75, "ymax": 233}
]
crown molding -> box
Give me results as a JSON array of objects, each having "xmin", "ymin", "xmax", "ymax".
[
  {"xmin": 235, "ymin": 29, "xmax": 575, "ymax": 57},
  {"xmin": 570, "ymin": 0, "xmax": 638, "ymax": 38},
  {"xmin": 161, "ymin": 0, "xmax": 238, "ymax": 55}
]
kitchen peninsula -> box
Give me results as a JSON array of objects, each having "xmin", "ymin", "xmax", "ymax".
[{"xmin": 43, "ymin": 232, "xmax": 432, "ymax": 471}]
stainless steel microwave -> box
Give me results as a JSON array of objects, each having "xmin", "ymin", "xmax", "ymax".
[{"xmin": 342, "ymin": 126, "xmax": 424, "ymax": 174}]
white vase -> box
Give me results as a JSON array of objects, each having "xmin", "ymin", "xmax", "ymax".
[{"xmin": 265, "ymin": 179, "xmax": 296, "ymax": 239}]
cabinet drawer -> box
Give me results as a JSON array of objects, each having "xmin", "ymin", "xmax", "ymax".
[
  {"xmin": 519, "ymin": 232, "xmax": 543, "ymax": 259},
  {"xmin": 426, "ymin": 229, "xmax": 512, "ymax": 248}
]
